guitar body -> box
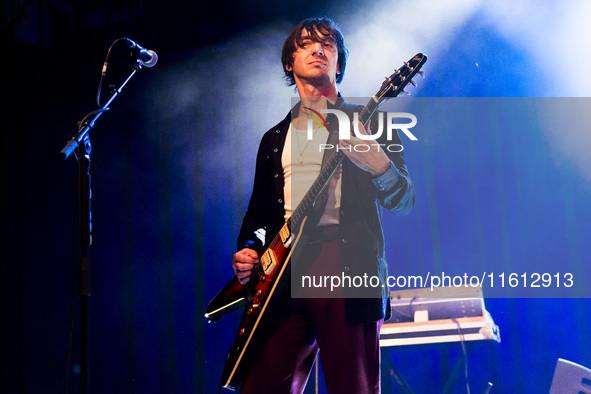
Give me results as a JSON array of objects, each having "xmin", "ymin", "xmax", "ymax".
[
  {"xmin": 208, "ymin": 218, "xmax": 309, "ymax": 390},
  {"xmin": 206, "ymin": 53, "xmax": 427, "ymax": 391}
]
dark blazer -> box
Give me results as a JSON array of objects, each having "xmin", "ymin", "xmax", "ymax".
[{"xmin": 237, "ymin": 100, "xmax": 415, "ymax": 325}]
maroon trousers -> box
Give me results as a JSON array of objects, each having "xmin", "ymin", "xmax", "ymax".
[{"xmin": 240, "ymin": 240, "xmax": 383, "ymax": 394}]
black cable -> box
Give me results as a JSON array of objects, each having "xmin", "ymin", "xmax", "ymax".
[
  {"xmin": 77, "ymin": 108, "xmax": 110, "ymax": 133},
  {"xmin": 452, "ymin": 318, "xmax": 471, "ymax": 394},
  {"xmin": 96, "ymin": 37, "xmax": 130, "ymax": 107}
]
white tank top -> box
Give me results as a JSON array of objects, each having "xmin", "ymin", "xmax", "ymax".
[{"xmin": 282, "ymin": 124, "xmax": 341, "ymax": 225}]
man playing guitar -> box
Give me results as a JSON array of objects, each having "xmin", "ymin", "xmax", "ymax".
[{"xmin": 231, "ymin": 17, "xmax": 415, "ymax": 393}]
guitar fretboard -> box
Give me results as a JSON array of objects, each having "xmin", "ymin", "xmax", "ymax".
[{"xmin": 289, "ymin": 101, "xmax": 378, "ymax": 229}]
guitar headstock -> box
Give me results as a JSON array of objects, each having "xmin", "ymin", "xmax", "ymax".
[{"xmin": 376, "ymin": 53, "xmax": 427, "ymax": 100}]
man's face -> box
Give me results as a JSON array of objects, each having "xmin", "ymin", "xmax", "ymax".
[{"xmin": 286, "ymin": 28, "xmax": 340, "ymax": 87}]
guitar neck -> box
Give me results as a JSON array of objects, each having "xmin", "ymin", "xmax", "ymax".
[{"xmin": 290, "ymin": 98, "xmax": 380, "ymax": 229}]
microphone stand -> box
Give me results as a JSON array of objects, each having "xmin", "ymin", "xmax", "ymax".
[{"xmin": 61, "ymin": 60, "xmax": 144, "ymax": 394}]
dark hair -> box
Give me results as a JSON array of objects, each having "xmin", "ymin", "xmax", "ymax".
[{"xmin": 281, "ymin": 17, "xmax": 348, "ymax": 86}]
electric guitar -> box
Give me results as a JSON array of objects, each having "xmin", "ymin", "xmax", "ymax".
[{"xmin": 206, "ymin": 53, "xmax": 427, "ymax": 391}]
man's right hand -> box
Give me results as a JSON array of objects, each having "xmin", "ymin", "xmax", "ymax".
[{"xmin": 232, "ymin": 248, "xmax": 260, "ymax": 285}]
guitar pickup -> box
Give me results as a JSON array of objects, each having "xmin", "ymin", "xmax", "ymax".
[
  {"xmin": 261, "ymin": 249, "xmax": 277, "ymax": 275},
  {"xmin": 279, "ymin": 224, "xmax": 292, "ymax": 247}
]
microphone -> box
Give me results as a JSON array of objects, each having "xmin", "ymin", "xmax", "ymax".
[{"xmin": 125, "ymin": 38, "xmax": 158, "ymax": 68}]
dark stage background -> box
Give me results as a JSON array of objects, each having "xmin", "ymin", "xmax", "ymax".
[{"xmin": 2, "ymin": 0, "xmax": 590, "ymax": 393}]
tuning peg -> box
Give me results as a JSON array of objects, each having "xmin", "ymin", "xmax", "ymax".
[
  {"xmin": 403, "ymin": 90, "xmax": 410, "ymax": 95},
  {"xmin": 419, "ymin": 71, "xmax": 425, "ymax": 78},
  {"xmin": 410, "ymin": 79, "xmax": 417, "ymax": 87}
]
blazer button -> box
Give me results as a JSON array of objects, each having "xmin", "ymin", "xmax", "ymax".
[
  {"xmin": 274, "ymin": 174, "xmax": 279, "ymax": 178},
  {"xmin": 274, "ymin": 148, "xmax": 278, "ymax": 153},
  {"xmin": 344, "ymin": 266, "xmax": 350, "ymax": 272},
  {"xmin": 278, "ymin": 199, "xmax": 283, "ymax": 204}
]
